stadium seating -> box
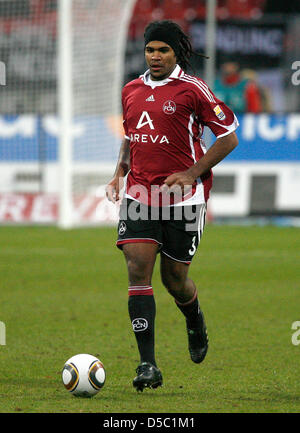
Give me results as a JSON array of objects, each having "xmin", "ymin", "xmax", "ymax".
[
  {"xmin": 129, "ymin": 0, "xmax": 267, "ymax": 37},
  {"xmin": 0, "ymin": 1, "xmax": 269, "ymax": 39}
]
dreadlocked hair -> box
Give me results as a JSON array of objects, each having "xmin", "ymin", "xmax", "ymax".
[{"xmin": 144, "ymin": 20, "xmax": 208, "ymax": 72}]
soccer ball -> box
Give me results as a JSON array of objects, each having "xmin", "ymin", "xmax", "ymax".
[{"xmin": 62, "ymin": 353, "xmax": 106, "ymax": 397}]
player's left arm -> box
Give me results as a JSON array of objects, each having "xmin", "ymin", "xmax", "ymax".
[
  {"xmin": 187, "ymin": 130, "xmax": 238, "ymax": 179},
  {"xmin": 162, "ymin": 131, "xmax": 238, "ymax": 190}
]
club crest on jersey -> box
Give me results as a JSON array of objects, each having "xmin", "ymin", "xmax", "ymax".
[
  {"xmin": 213, "ymin": 105, "xmax": 226, "ymax": 120},
  {"xmin": 163, "ymin": 100, "xmax": 176, "ymax": 115}
]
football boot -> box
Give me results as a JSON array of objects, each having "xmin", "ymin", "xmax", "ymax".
[
  {"xmin": 133, "ymin": 362, "xmax": 163, "ymax": 392},
  {"xmin": 186, "ymin": 311, "xmax": 209, "ymax": 364}
]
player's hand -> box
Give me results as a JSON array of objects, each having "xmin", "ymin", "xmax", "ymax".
[
  {"xmin": 161, "ymin": 171, "xmax": 195, "ymax": 195},
  {"xmin": 105, "ymin": 177, "xmax": 123, "ymax": 203}
]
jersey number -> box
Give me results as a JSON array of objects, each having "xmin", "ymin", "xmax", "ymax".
[{"xmin": 188, "ymin": 236, "xmax": 197, "ymax": 256}]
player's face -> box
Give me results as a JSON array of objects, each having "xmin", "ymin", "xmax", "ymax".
[{"xmin": 145, "ymin": 41, "xmax": 177, "ymax": 81}]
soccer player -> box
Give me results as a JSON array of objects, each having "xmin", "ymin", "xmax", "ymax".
[{"xmin": 106, "ymin": 20, "xmax": 239, "ymax": 392}]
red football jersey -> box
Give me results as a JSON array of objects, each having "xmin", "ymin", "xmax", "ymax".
[{"xmin": 122, "ymin": 65, "xmax": 239, "ymax": 206}]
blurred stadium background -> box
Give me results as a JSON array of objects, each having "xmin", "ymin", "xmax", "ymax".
[{"xmin": 0, "ymin": 0, "xmax": 300, "ymax": 227}]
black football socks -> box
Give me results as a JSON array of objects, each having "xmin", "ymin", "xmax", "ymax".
[
  {"xmin": 128, "ymin": 286, "xmax": 156, "ymax": 367},
  {"xmin": 175, "ymin": 290, "xmax": 204, "ymax": 329}
]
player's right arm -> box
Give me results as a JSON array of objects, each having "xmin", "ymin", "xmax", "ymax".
[{"xmin": 105, "ymin": 137, "xmax": 130, "ymax": 203}]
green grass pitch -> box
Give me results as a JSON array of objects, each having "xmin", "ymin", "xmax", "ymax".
[{"xmin": 0, "ymin": 224, "xmax": 299, "ymax": 413}]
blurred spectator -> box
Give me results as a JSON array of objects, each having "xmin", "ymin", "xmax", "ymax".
[
  {"xmin": 214, "ymin": 61, "xmax": 264, "ymax": 113},
  {"xmin": 241, "ymin": 68, "xmax": 272, "ymax": 112}
]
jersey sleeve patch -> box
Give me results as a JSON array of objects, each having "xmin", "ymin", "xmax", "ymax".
[{"xmin": 213, "ymin": 104, "xmax": 226, "ymax": 121}]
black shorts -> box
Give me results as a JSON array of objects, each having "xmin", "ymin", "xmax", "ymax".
[{"xmin": 116, "ymin": 199, "xmax": 207, "ymax": 264}]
